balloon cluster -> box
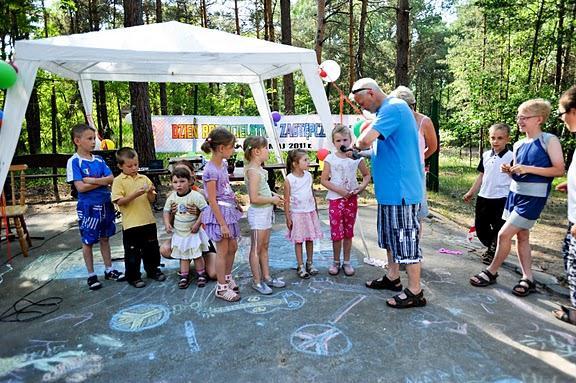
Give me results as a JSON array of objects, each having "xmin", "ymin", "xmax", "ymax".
[
  {"xmin": 101, "ymin": 139, "xmax": 115, "ymax": 150},
  {"xmin": 317, "ymin": 148, "xmax": 330, "ymax": 161},
  {"xmin": 0, "ymin": 61, "xmax": 18, "ymax": 89}
]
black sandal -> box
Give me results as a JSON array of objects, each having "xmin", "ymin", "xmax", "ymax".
[
  {"xmin": 365, "ymin": 275, "xmax": 403, "ymax": 291},
  {"xmin": 512, "ymin": 278, "xmax": 536, "ymax": 297},
  {"xmin": 553, "ymin": 305, "xmax": 576, "ymax": 326},
  {"xmin": 470, "ymin": 269, "xmax": 498, "ymax": 287},
  {"xmin": 386, "ymin": 288, "xmax": 427, "ymax": 309},
  {"xmin": 196, "ymin": 273, "xmax": 207, "ymax": 288},
  {"xmin": 178, "ymin": 275, "xmax": 190, "ymax": 289}
]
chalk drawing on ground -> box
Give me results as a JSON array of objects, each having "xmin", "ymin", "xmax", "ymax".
[
  {"xmin": 194, "ymin": 290, "xmax": 305, "ymax": 318},
  {"xmin": 109, "ymin": 304, "xmax": 171, "ymax": 332},
  {"xmin": 290, "ymin": 295, "xmax": 365, "ymax": 357},
  {"xmin": 0, "ymin": 351, "xmax": 102, "ymax": 383},
  {"xmin": 44, "ymin": 313, "xmax": 93, "ymax": 327},
  {"xmin": 184, "ymin": 321, "xmax": 200, "ymax": 353},
  {"xmin": 89, "ymin": 334, "xmax": 123, "ymax": 348}
]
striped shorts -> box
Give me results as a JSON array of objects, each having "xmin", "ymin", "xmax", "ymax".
[{"xmin": 377, "ymin": 204, "xmax": 421, "ymax": 264}]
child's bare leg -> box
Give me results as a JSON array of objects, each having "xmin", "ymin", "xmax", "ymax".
[
  {"xmin": 100, "ymin": 237, "xmax": 112, "ymax": 268},
  {"xmin": 214, "ymin": 240, "xmax": 229, "ymax": 284},
  {"xmin": 332, "ymin": 240, "xmax": 342, "ymax": 262},
  {"xmin": 203, "ymin": 252, "xmax": 217, "ymax": 279},
  {"xmin": 160, "ymin": 240, "xmax": 174, "ymax": 259},
  {"xmin": 305, "ymin": 240, "xmax": 314, "ymax": 263},
  {"xmin": 180, "ymin": 259, "xmax": 191, "ymax": 275},
  {"xmin": 225, "ymin": 238, "xmax": 238, "ymax": 276},
  {"xmin": 343, "ymin": 238, "xmax": 352, "ymax": 262},
  {"xmin": 249, "ymin": 231, "xmax": 262, "ymax": 283},
  {"xmin": 516, "ymin": 229, "xmax": 533, "ymax": 280},
  {"xmin": 295, "ymin": 242, "xmax": 304, "ymax": 265},
  {"xmin": 258, "ymin": 230, "xmax": 272, "ymax": 280},
  {"xmin": 487, "ymin": 222, "xmax": 520, "ymax": 275},
  {"xmin": 82, "ymin": 244, "xmax": 95, "ymax": 274},
  {"xmin": 193, "ymin": 257, "xmax": 205, "ymax": 274}
]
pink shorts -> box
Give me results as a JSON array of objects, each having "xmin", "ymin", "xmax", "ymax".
[{"xmin": 329, "ymin": 196, "xmax": 358, "ymax": 241}]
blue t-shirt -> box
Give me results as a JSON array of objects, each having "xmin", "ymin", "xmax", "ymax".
[
  {"xmin": 66, "ymin": 153, "xmax": 112, "ymax": 205},
  {"xmin": 371, "ymin": 97, "xmax": 423, "ymax": 205}
]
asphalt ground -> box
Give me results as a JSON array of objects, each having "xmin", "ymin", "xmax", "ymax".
[{"xmin": 0, "ymin": 202, "xmax": 575, "ymax": 383}]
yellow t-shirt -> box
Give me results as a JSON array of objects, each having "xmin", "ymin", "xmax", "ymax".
[{"xmin": 111, "ymin": 173, "xmax": 156, "ymax": 230}]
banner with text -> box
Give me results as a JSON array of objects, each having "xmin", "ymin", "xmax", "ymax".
[{"xmin": 151, "ymin": 114, "xmax": 363, "ymax": 153}]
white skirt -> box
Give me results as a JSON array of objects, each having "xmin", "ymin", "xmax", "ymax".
[
  {"xmin": 171, "ymin": 228, "xmax": 210, "ymax": 260},
  {"xmin": 247, "ymin": 206, "xmax": 274, "ymax": 230}
]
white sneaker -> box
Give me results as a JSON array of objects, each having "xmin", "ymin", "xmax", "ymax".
[
  {"xmin": 252, "ymin": 281, "xmax": 273, "ymax": 295},
  {"xmin": 264, "ymin": 277, "xmax": 286, "ymax": 288}
]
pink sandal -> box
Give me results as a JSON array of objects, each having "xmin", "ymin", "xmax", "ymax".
[{"xmin": 215, "ymin": 284, "xmax": 240, "ymax": 302}]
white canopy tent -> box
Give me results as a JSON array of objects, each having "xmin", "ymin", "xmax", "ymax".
[{"xmin": 0, "ymin": 21, "xmax": 334, "ymax": 192}]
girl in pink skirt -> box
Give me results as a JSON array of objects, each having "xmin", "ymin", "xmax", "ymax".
[{"xmin": 283, "ymin": 149, "xmax": 323, "ymax": 278}]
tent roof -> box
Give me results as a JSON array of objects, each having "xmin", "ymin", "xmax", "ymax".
[{"xmin": 14, "ymin": 21, "xmax": 319, "ymax": 83}]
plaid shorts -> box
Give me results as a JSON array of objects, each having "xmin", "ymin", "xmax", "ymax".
[{"xmin": 377, "ymin": 203, "xmax": 421, "ymax": 264}]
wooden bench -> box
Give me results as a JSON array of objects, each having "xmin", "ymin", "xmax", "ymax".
[{"xmin": 11, "ymin": 153, "xmax": 72, "ymax": 201}]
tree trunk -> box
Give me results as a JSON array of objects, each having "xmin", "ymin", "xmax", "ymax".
[
  {"xmin": 98, "ymin": 81, "xmax": 110, "ymax": 138},
  {"xmin": 124, "ymin": 0, "xmax": 155, "ymax": 164},
  {"xmin": 556, "ymin": 0, "xmax": 565, "ymax": 93},
  {"xmin": 280, "ymin": 0, "xmax": 294, "ymax": 114},
  {"xmin": 315, "ymin": 0, "xmax": 326, "ymax": 63},
  {"xmin": 395, "ymin": 0, "xmax": 410, "ymax": 87},
  {"xmin": 234, "ymin": 0, "xmax": 241, "ymax": 35},
  {"xmin": 25, "ymin": 87, "xmax": 41, "ymax": 155},
  {"xmin": 156, "ymin": 0, "xmax": 168, "ymax": 115},
  {"xmin": 562, "ymin": 2, "xmax": 576, "ymax": 89},
  {"xmin": 356, "ymin": 0, "xmax": 368, "ymax": 79},
  {"xmin": 527, "ymin": 0, "xmax": 545, "ymax": 85},
  {"xmin": 348, "ymin": 0, "xmax": 355, "ymax": 88},
  {"xmin": 264, "ymin": 0, "xmax": 277, "ymax": 110}
]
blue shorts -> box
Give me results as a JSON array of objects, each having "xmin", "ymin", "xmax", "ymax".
[
  {"xmin": 77, "ymin": 200, "xmax": 116, "ymax": 245},
  {"xmin": 502, "ymin": 191, "xmax": 548, "ymax": 230},
  {"xmin": 377, "ymin": 204, "xmax": 421, "ymax": 264}
]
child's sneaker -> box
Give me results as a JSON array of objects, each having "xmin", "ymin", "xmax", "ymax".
[
  {"xmin": 264, "ymin": 277, "xmax": 286, "ymax": 288},
  {"xmin": 87, "ymin": 275, "xmax": 102, "ymax": 290},
  {"xmin": 148, "ymin": 269, "xmax": 166, "ymax": 281},
  {"xmin": 252, "ymin": 281, "xmax": 273, "ymax": 295},
  {"xmin": 306, "ymin": 262, "xmax": 319, "ymax": 276},
  {"xmin": 104, "ymin": 269, "xmax": 126, "ymax": 282}
]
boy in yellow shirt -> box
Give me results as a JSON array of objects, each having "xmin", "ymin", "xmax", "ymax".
[{"xmin": 112, "ymin": 147, "xmax": 165, "ymax": 288}]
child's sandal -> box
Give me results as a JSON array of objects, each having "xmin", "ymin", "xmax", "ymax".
[
  {"xmin": 197, "ymin": 273, "xmax": 207, "ymax": 288},
  {"xmin": 215, "ymin": 285, "xmax": 240, "ymax": 302},
  {"xmin": 178, "ymin": 275, "xmax": 190, "ymax": 289},
  {"xmin": 297, "ymin": 265, "xmax": 310, "ymax": 279},
  {"xmin": 306, "ymin": 262, "xmax": 319, "ymax": 276},
  {"xmin": 328, "ymin": 262, "xmax": 341, "ymax": 275}
]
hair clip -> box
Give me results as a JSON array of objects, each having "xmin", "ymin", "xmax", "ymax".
[{"xmin": 206, "ymin": 137, "xmax": 212, "ymax": 142}]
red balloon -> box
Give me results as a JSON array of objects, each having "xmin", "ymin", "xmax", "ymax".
[{"xmin": 317, "ymin": 148, "xmax": 330, "ymax": 161}]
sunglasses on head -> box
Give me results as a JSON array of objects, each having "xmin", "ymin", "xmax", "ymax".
[{"xmin": 351, "ymin": 87, "xmax": 372, "ymax": 95}]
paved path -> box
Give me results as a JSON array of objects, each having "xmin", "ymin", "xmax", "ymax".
[{"xmin": 0, "ymin": 203, "xmax": 575, "ymax": 382}]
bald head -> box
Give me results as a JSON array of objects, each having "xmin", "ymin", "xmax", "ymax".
[{"xmin": 349, "ymin": 78, "xmax": 386, "ymax": 113}]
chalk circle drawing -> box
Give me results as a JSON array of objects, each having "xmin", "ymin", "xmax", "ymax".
[
  {"xmin": 290, "ymin": 295, "xmax": 366, "ymax": 357},
  {"xmin": 110, "ymin": 304, "xmax": 170, "ymax": 332},
  {"xmin": 196, "ymin": 290, "xmax": 305, "ymax": 318},
  {"xmin": 290, "ymin": 324, "xmax": 351, "ymax": 356}
]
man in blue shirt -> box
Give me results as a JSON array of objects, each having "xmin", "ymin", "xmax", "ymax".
[{"xmin": 350, "ymin": 78, "xmax": 426, "ymax": 308}]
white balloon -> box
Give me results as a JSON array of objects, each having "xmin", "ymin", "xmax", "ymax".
[
  {"xmin": 124, "ymin": 112, "xmax": 132, "ymax": 125},
  {"xmin": 319, "ymin": 60, "xmax": 341, "ymax": 82}
]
